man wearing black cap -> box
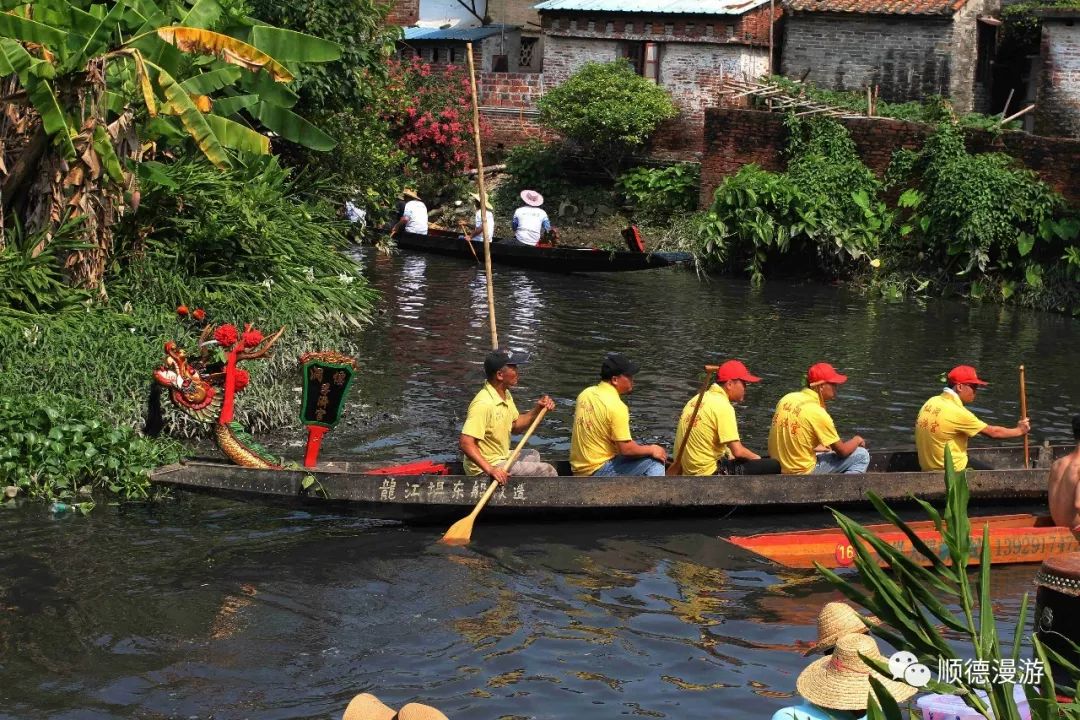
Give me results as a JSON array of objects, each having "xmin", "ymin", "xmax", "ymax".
[
  {"xmin": 570, "ymin": 353, "xmax": 667, "ymax": 477},
  {"xmin": 459, "ymin": 349, "xmax": 557, "ymax": 483}
]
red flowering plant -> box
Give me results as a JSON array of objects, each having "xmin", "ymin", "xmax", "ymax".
[{"xmin": 382, "ymin": 56, "xmax": 487, "ymax": 195}]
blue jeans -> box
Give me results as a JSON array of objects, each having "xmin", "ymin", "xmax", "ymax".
[
  {"xmin": 811, "ymin": 447, "xmax": 870, "ymax": 474},
  {"xmin": 592, "ymin": 455, "xmax": 666, "ymax": 477}
]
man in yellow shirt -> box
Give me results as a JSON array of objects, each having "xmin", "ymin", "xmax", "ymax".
[
  {"xmin": 459, "ymin": 349, "xmax": 557, "ymax": 483},
  {"xmin": 768, "ymin": 362, "xmax": 869, "ymax": 475},
  {"xmin": 672, "ymin": 360, "xmax": 779, "ymax": 475},
  {"xmin": 570, "ymin": 353, "xmax": 667, "ymax": 476},
  {"xmin": 914, "ymin": 365, "xmax": 1031, "ymax": 471}
]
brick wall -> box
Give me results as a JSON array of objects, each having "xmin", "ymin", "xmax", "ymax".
[
  {"xmin": 782, "ymin": 14, "xmax": 954, "ymax": 106},
  {"xmin": 1035, "ymin": 19, "xmax": 1080, "ymax": 138},
  {"xmin": 700, "ymin": 107, "xmax": 1080, "ymax": 206},
  {"xmin": 386, "ymin": 0, "xmax": 419, "ymax": 26},
  {"xmin": 540, "ymin": 9, "xmax": 778, "ymax": 45}
]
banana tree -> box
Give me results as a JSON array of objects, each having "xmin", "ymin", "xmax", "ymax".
[{"xmin": 0, "ymin": 0, "xmax": 342, "ymax": 289}]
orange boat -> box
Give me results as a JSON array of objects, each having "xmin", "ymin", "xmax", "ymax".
[{"xmin": 729, "ymin": 514, "xmax": 1080, "ymax": 569}]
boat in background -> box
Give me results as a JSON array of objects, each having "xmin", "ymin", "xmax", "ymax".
[
  {"xmin": 729, "ymin": 514, "xmax": 1079, "ymax": 569},
  {"xmin": 149, "ymin": 445, "xmax": 1063, "ymax": 524},
  {"xmin": 389, "ymin": 228, "xmax": 693, "ymax": 273}
]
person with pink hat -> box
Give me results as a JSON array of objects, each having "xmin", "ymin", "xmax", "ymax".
[
  {"xmin": 671, "ymin": 359, "xmax": 779, "ymax": 476},
  {"xmin": 914, "ymin": 365, "xmax": 1031, "ymax": 471},
  {"xmin": 768, "ymin": 363, "xmax": 869, "ymax": 475},
  {"xmin": 511, "ymin": 189, "xmax": 557, "ymax": 247}
]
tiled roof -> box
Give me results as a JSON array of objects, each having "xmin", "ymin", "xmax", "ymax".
[
  {"xmin": 784, "ymin": 0, "xmax": 966, "ymax": 15},
  {"xmin": 534, "ymin": 0, "xmax": 770, "ymax": 16},
  {"xmin": 402, "ymin": 23, "xmax": 517, "ymax": 41}
]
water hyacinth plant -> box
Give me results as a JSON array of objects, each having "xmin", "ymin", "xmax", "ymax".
[{"xmin": 816, "ymin": 447, "xmax": 1080, "ymax": 720}]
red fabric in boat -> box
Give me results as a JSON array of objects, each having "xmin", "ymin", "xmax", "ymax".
[{"xmin": 362, "ymin": 460, "xmax": 449, "ymax": 476}]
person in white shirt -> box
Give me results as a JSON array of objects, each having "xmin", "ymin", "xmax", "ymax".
[
  {"xmin": 466, "ymin": 193, "xmax": 495, "ymax": 241},
  {"xmin": 391, "ymin": 188, "xmax": 428, "ymax": 236},
  {"xmin": 512, "ymin": 189, "xmax": 557, "ymax": 246}
]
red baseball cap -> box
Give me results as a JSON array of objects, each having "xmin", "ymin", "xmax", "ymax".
[
  {"xmin": 807, "ymin": 362, "xmax": 848, "ymax": 386},
  {"xmin": 947, "ymin": 365, "xmax": 989, "ymax": 386},
  {"xmin": 716, "ymin": 360, "xmax": 761, "ymax": 383}
]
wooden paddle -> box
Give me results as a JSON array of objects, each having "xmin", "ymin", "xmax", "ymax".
[
  {"xmin": 458, "ymin": 220, "xmax": 481, "ymax": 263},
  {"xmin": 440, "ymin": 406, "xmax": 549, "ymax": 546},
  {"xmin": 1020, "ymin": 364, "xmax": 1029, "ymax": 469},
  {"xmin": 666, "ymin": 365, "xmax": 720, "ymax": 476}
]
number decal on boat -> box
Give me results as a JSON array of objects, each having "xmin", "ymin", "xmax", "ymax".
[{"xmin": 835, "ymin": 543, "xmax": 855, "ymax": 566}]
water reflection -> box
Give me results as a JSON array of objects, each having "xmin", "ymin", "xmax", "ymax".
[{"xmin": 343, "ymin": 250, "xmax": 1080, "ymax": 463}]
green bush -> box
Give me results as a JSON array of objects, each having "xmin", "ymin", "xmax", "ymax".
[
  {"xmin": 303, "ymin": 111, "xmax": 409, "ymax": 227},
  {"xmin": 0, "ymin": 219, "xmax": 91, "ymax": 330},
  {"xmin": 538, "ymin": 61, "xmax": 678, "ymax": 178},
  {"xmin": 617, "ymin": 163, "xmax": 700, "ymax": 220},
  {"xmin": 0, "ymin": 394, "xmax": 183, "ymax": 504},
  {"xmin": 117, "ymin": 156, "xmax": 377, "ymax": 326}
]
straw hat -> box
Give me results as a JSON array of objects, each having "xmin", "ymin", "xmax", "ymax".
[
  {"xmin": 520, "ymin": 189, "xmax": 544, "ymax": 207},
  {"xmin": 402, "ymin": 188, "xmax": 422, "ymax": 201},
  {"xmin": 469, "ymin": 192, "xmax": 492, "ymax": 210},
  {"xmin": 796, "ymin": 634, "xmax": 918, "ymax": 711},
  {"xmin": 802, "ymin": 601, "xmax": 879, "ymax": 656},
  {"xmin": 342, "ymin": 694, "xmax": 448, "ymax": 720}
]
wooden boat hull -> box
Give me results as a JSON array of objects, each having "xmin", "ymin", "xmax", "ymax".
[
  {"xmin": 729, "ymin": 514, "xmax": 1080, "ymax": 569},
  {"xmin": 149, "ymin": 445, "xmax": 1064, "ymax": 524},
  {"xmin": 391, "ymin": 229, "xmax": 692, "ymax": 273}
]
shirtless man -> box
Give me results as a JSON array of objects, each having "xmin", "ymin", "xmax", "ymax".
[{"xmin": 1048, "ymin": 415, "xmax": 1080, "ymax": 528}]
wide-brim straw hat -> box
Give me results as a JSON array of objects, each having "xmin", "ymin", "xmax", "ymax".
[
  {"xmin": 342, "ymin": 694, "xmax": 448, "ymax": 720},
  {"xmin": 802, "ymin": 601, "xmax": 880, "ymax": 656},
  {"xmin": 402, "ymin": 188, "xmax": 422, "ymax": 201},
  {"xmin": 796, "ymin": 634, "xmax": 918, "ymax": 711},
  {"xmin": 520, "ymin": 189, "xmax": 544, "ymax": 207},
  {"xmin": 469, "ymin": 192, "xmax": 492, "ymax": 210}
]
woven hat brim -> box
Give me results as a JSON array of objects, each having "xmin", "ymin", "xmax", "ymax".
[
  {"xmin": 801, "ymin": 624, "xmax": 872, "ymax": 657},
  {"xmin": 396, "ymin": 703, "xmax": 449, "ymax": 720},
  {"xmin": 796, "ymin": 655, "xmax": 918, "ymax": 711},
  {"xmin": 342, "ymin": 694, "xmax": 397, "ymax": 720}
]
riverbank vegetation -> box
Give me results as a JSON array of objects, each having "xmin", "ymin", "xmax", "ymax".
[{"xmin": 0, "ymin": 0, "xmax": 390, "ymax": 505}]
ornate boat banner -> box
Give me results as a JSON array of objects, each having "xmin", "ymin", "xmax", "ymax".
[{"xmin": 299, "ymin": 351, "xmax": 359, "ymax": 467}]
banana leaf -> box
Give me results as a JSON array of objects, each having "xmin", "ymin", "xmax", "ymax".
[
  {"xmin": 29, "ymin": 0, "xmax": 100, "ymax": 36},
  {"xmin": 211, "ymin": 93, "xmax": 257, "ymax": 116},
  {"xmin": 131, "ymin": 50, "xmax": 158, "ymax": 117},
  {"xmin": 156, "ymin": 26, "xmax": 293, "ymax": 82},
  {"xmin": 179, "ymin": 0, "xmax": 222, "ymax": 29},
  {"xmin": 252, "ymin": 101, "xmax": 335, "ymax": 151},
  {"xmin": 179, "ymin": 65, "xmax": 240, "ymax": 94},
  {"xmin": 148, "ymin": 60, "xmax": 230, "ymax": 168},
  {"xmin": 240, "ymin": 67, "xmax": 297, "ymax": 107},
  {"xmin": 0, "ymin": 11, "xmax": 69, "ymax": 47},
  {"xmin": 92, "ymin": 125, "xmax": 125, "ymax": 183},
  {"xmin": 74, "ymin": 0, "xmax": 128, "ymax": 67},
  {"xmin": 26, "ymin": 77, "xmax": 76, "ymax": 159},
  {"xmin": 205, "ymin": 114, "xmax": 269, "ymax": 155},
  {"xmin": 249, "ymin": 25, "xmax": 341, "ymax": 62}
]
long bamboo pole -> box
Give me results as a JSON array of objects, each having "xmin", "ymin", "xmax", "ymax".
[
  {"xmin": 465, "ymin": 42, "xmax": 498, "ymax": 350},
  {"xmin": 1019, "ymin": 365, "xmax": 1029, "ymax": 469}
]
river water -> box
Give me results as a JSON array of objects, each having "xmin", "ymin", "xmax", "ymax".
[{"xmin": 3, "ymin": 250, "xmax": 1079, "ymax": 719}]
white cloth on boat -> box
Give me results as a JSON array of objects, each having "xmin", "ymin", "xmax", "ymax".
[
  {"xmin": 403, "ymin": 199, "xmax": 429, "ymax": 235},
  {"xmin": 511, "ymin": 205, "xmax": 550, "ymax": 246}
]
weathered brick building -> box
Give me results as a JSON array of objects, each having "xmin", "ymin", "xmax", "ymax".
[
  {"xmin": 1034, "ymin": 8, "xmax": 1080, "ymax": 138},
  {"xmin": 387, "ymin": 0, "xmax": 420, "ymax": 26},
  {"xmin": 781, "ymin": 0, "xmax": 1001, "ymax": 112},
  {"xmin": 534, "ymin": 0, "xmax": 782, "ymax": 157}
]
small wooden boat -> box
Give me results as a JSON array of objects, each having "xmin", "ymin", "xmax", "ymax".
[
  {"xmin": 149, "ymin": 445, "xmax": 1063, "ymax": 524},
  {"xmin": 390, "ymin": 228, "xmax": 693, "ymax": 273},
  {"xmin": 729, "ymin": 514, "xmax": 1080, "ymax": 569}
]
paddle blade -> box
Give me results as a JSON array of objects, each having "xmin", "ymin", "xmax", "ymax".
[{"xmin": 440, "ymin": 515, "xmax": 475, "ymax": 546}]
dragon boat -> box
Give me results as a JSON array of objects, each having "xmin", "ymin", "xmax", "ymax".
[{"xmin": 149, "ymin": 445, "xmax": 1061, "ymax": 524}]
